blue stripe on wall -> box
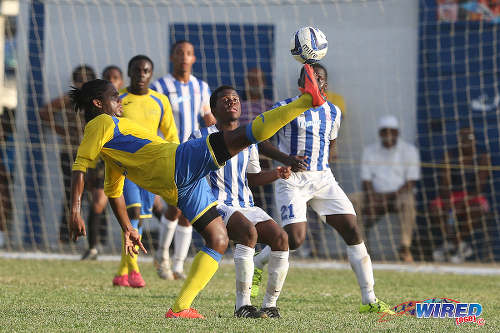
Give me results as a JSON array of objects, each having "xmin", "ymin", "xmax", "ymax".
[{"xmin": 24, "ymin": 0, "xmax": 45, "ymax": 244}]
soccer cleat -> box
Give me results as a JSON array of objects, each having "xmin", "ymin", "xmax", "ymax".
[
  {"xmin": 81, "ymin": 248, "xmax": 98, "ymax": 261},
  {"xmin": 234, "ymin": 305, "xmax": 267, "ymax": 318},
  {"xmin": 359, "ymin": 299, "xmax": 395, "ymax": 314},
  {"xmin": 173, "ymin": 271, "xmax": 187, "ymax": 280},
  {"xmin": 128, "ymin": 271, "xmax": 146, "ymax": 288},
  {"xmin": 154, "ymin": 258, "xmax": 174, "ymax": 280},
  {"xmin": 298, "ymin": 64, "xmax": 326, "ymax": 107},
  {"xmin": 260, "ymin": 307, "xmax": 281, "ymax": 318},
  {"xmin": 112, "ymin": 274, "xmax": 130, "ymax": 287},
  {"xmin": 165, "ymin": 308, "xmax": 205, "ymax": 319},
  {"xmin": 250, "ymin": 267, "xmax": 263, "ymax": 298}
]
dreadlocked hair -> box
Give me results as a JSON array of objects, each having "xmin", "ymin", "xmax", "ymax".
[{"xmin": 68, "ymin": 79, "xmax": 110, "ymax": 123}]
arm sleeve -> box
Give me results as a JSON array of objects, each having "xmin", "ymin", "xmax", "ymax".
[
  {"xmin": 246, "ymin": 144, "xmax": 262, "ymax": 174},
  {"xmin": 329, "ymin": 105, "xmax": 342, "ymax": 140},
  {"xmin": 72, "ymin": 117, "xmax": 115, "ymax": 172},
  {"xmin": 406, "ymin": 144, "xmax": 421, "ymax": 181},
  {"xmin": 103, "ymin": 158, "xmax": 125, "ymax": 198},
  {"xmin": 159, "ymin": 95, "xmax": 180, "ymax": 144},
  {"xmin": 360, "ymin": 147, "xmax": 373, "ymax": 181}
]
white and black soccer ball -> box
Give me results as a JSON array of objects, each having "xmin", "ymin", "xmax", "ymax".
[{"xmin": 290, "ymin": 27, "xmax": 328, "ymax": 64}]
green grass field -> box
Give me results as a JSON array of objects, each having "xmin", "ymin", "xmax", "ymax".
[{"xmin": 0, "ymin": 258, "xmax": 499, "ymax": 332}]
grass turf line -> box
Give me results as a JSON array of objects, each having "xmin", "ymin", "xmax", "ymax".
[{"xmin": 0, "ymin": 258, "xmax": 498, "ymax": 332}]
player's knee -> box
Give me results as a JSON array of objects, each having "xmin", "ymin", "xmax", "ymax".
[
  {"xmin": 241, "ymin": 224, "xmax": 258, "ymax": 248},
  {"xmin": 207, "ymin": 230, "xmax": 229, "ymax": 254},
  {"xmin": 345, "ymin": 218, "xmax": 363, "ymax": 245},
  {"xmin": 287, "ymin": 234, "xmax": 304, "ymax": 251},
  {"xmin": 164, "ymin": 205, "xmax": 181, "ymax": 220},
  {"xmin": 271, "ymin": 230, "xmax": 288, "ymax": 251}
]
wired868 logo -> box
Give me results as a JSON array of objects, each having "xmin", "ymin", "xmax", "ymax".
[{"xmin": 378, "ymin": 298, "xmax": 485, "ymax": 326}]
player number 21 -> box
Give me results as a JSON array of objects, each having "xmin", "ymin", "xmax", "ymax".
[{"xmin": 281, "ymin": 204, "xmax": 295, "ymax": 220}]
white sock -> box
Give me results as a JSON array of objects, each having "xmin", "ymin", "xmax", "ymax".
[
  {"xmin": 254, "ymin": 245, "xmax": 271, "ymax": 270},
  {"xmin": 172, "ymin": 224, "xmax": 192, "ymax": 273},
  {"xmin": 234, "ymin": 244, "xmax": 255, "ymax": 310},
  {"xmin": 156, "ymin": 216, "xmax": 177, "ymax": 263},
  {"xmin": 262, "ymin": 250, "xmax": 289, "ymax": 309},
  {"xmin": 346, "ymin": 242, "xmax": 376, "ymax": 305}
]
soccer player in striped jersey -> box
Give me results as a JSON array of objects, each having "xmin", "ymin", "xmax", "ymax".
[
  {"xmin": 112, "ymin": 55, "xmax": 179, "ymax": 288},
  {"xmin": 150, "ymin": 40, "xmax": 216, "ymax": 281},
  {"xmin": 68, "ymin": 64, "xmax": 324, "ymax": 319},
  {"xmin": 252, "ymin": 63, "xmax": 394, "ymax": 314},
  {"xmin": 191, "ymin": 86, "xmax": 291, "ymax": 318}
]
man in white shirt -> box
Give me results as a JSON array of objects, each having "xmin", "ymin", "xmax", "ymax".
[{"xmin": 360, "ymin": 115, "xmax": 420, "ymax": 262}]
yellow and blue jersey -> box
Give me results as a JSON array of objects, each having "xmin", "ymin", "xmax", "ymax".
[
  {"xmin": 119, "ymin": 88, "xmax": 179, "ymax": 144},
  {"xmin": 72, "ymin": 113, "xmax": 220, "ymax": 225}
]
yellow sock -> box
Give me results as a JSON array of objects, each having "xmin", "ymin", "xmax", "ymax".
[
  {"xmin": 246, "ymin": 94, "xmax": 312, "ymax": 143},
  {"xmin": 126, "ymin": 231, "xmax": 141, "ymax": 273},
  {"xmin": 117, "ymin": 231, "xmax": 128, "ymax": 276},
  {"xmin": 172, "ymin": 247, "xmax": 222, "ymax": 312}
]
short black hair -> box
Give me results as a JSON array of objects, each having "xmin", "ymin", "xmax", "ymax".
[
  {"xmin": 210, "ymin": 85, "xmax": 236, "ymax": 111},
  {"xmin": 127, "ymin": 55, "xmax": 154, "ymax": 73},
  {"xmin": 298, "ymin": 63, "xmax": 328, "ymax": 87},
  {"xmin": 102, "ymin": 65, "xmax": 123, "ymax": 78},
  {"xmin": 72, "ymin": 64, "xmax": 96, "ymax": 83},
  {"xmin": 69, "ymin": 79, "xmax": 111, "ymax": 123},
  {"xmin": 170, "ymin": 40, "xmax": 193, "ymax": 56}
]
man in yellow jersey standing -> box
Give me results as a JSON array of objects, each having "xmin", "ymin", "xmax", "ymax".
[
  {"xmin": 112, "ymin": 55, "xmax": 178, "ymax": 288},
  {"xmin": 68, "ymin": 64, "xmax": 324, "ymax": 318}
]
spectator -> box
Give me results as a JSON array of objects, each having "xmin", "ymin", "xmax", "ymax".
[
  {"xmin": 240, "ymin": 68, "xmax": 275, "ymax": 215},
  {"xmin": 359, "ymin": 115, "xmax": 420, "ymax": 262},
  {"xmin": 430, "ymin": 127, "xmax": 490, "ymax": 263},
  {"xmin": 39, "ymin": 64, "xmax": 96, "ymax": 243},
  {"xmin": 239, "ymin": 68, "xmax": 273, "ymax": 125}
]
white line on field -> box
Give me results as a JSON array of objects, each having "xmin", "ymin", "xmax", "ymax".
[{"xmin": 1, "ymin": 251, "xmax": 499, "ymax": 276}]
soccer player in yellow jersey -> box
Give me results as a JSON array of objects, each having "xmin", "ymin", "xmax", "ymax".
[
  {"xmin": 68, "ymin": 64, "xmax": 325, "ymax": 319},
  {"xmin": 111, "ymin": 55, "xmax": 179, "ymax": 288}
]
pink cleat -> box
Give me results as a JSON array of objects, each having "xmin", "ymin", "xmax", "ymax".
[
  {"xmin": 165, "ymin": 308, "xmax": 205, "ymax": 319},
  {"xmin": 112, "ymin": 274, "xmax": 130, "ymax": 287},
  {"xmin": 128, "ymin": 270, "xmax": 146, "ymax": 288}
]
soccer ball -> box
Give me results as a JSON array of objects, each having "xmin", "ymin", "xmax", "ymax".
[{"xmin": 290, "ymin": 27, "xmax": 328, "ymax": 64}]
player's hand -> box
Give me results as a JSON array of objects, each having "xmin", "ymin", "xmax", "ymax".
[
  {"xmin": 284, "ymin": 155, "xmax": 309, "ymax": 172},
  {"xmin": 124, "ymin": 228, "xmax": 147, "ymax": 257},
  {"xmin": 69, "ymin": 212, "xmax": 86, "ymax": 241},
  {"xmin": 276, "ymin": 166, "xmax": 291, "ymax": 179}
]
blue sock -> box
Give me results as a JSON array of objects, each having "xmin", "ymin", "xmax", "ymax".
[{"xmin": 130, "ymin": 219, "xmax": 139, "ymax": 231}]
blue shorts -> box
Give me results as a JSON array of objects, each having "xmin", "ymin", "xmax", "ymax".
[
  {"xmin": 175, "ymin": 136, "xmax": 221, "ymax": 225},
  {"xmin": 123, "ymin": 178, "xmax": 155, "ymax": 218}
]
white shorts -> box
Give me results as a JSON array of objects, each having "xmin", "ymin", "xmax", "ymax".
[
  {"xmin": 216, "ymin": 203, "xmax": 272, "ymax": 226},
  {"xmin": 274, "ymin": 169, "xmax": 356, "ymax": 226}
]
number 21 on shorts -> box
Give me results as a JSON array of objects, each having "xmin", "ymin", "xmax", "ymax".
[{"xmin": 281, "ymin": 204, "xmax": 295, "ymax": 221}]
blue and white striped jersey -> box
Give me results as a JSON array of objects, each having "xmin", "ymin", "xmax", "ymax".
[
  {"xmin": 151, "ymin": 74, "xmax": 211, "ymax": 143},
  {"xmin": 272, "ymin": 96, "xmax": 341, "ymax": 171},
  {"xmin": 190, "ymin": 125, "xmax": 261, "ymax": 208}
]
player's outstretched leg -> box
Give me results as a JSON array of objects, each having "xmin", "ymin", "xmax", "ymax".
[{"xmin": 326, "ymin": 214, "xmax": 394, "ymax": 314}]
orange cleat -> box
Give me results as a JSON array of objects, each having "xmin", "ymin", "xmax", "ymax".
[
  {"xmin": 112, "ymin": 274, "xmax": 130, "ymax": 287},
  {"xmin": 299, "ymin": 63, "xmax": 326, "ymax": 107},
  {"xmin": 165, "ymin": 308, "xmax": 206, "ymax": 319},
  {"xmin": 128, "ymin": 271, "xmax": 146, "ymax": 288}
]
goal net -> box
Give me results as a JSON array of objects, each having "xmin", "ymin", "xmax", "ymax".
[{"xmin": 2, "ymin": 0, "xmax": 499, "ymax": 264}]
